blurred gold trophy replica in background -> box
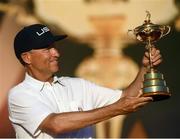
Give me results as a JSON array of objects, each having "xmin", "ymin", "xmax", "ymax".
[{"xmin": 129, "ymin": 11, "xmax": 171, "ymax": 101}]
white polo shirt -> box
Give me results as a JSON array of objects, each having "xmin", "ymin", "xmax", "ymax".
[{"xmin": 8, "ymin": 73, "xmax": 122, "ymax": 138}]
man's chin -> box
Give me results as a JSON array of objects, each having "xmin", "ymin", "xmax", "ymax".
[{"xmin": 51, "ymin": 66, "xmax": 59, "ymax": 73}]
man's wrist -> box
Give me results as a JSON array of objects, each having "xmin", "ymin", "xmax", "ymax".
[{"xmin": 141, "ymin": 66, "xmax": 149, "ymax": 73}]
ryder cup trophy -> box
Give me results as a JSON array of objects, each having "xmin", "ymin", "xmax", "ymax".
[{"xmin": 129, "ymin": 11, "xmax": 171, "ymax": 101}]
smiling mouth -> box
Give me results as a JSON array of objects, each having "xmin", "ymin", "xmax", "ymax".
[{"xmin": 50, "ymin": 60, "xmax": 58, "ymax": 64}]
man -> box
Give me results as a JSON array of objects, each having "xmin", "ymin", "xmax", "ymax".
[{"xmin": 8, "ymin": 24, "xmax": 162, "ymax": 138}]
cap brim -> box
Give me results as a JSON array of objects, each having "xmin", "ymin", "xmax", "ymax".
[{"xmin": 54, "ymin": 35, "xmax": 68, "ymax": 41}]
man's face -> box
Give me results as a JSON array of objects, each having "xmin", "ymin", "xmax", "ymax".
[{"xmin": 27, "ymin": 46, "xmax": 60, "ymax": 75}]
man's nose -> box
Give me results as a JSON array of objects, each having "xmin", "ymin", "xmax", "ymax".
[{"xmin": 50, "ymin": 48, "xmax": 60, "ymax": 57}]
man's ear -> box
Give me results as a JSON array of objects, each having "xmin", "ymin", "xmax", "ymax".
[{"xmin": 21, "ymin": 52, "xmax": 31, "ymax": 64}]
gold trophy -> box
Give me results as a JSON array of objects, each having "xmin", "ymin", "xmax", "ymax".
[{"xmin": 129, "ymin": 11, "xmax": 171, "ymax": 101}]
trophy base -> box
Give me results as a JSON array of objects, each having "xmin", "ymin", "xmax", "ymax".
[
  {"xmin": 141, "ymin": 91, "xmax": 171, "ymax": 101},
  {"xmin": 142, "ymin": 70, "xmax": 171, "ymax": 101}
]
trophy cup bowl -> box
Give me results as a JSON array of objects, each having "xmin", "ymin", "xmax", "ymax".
[
  {"xmin": 129, "ymin": 11, "xmax": 171, "ymax": 101},
  {"xmin": 134, "ymin": 23, "xmax": 171, "ymax": 43}
]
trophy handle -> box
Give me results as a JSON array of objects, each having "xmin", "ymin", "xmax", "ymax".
[
  {"xmin": 162, "ymin": 25, "xmax": 171, "ymax": 37},
  {"xmin": 127, "ymin": 29, "xmax": 136, "ymax": 39}
]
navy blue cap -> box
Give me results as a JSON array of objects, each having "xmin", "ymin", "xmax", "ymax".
[{"xmin": 14, "ymin": 24, "xmax": 67, "ymax": 59}]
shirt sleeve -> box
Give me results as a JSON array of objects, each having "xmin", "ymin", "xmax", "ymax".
[
  {"xmin": 80, "ymin": 79, "xmax": 122, "ymax": 108},
  {"xmin": 8, "ymin": 90, "xmax": 52, "ymax": 137}
]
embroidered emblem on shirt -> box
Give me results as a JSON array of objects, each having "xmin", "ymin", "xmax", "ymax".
[{"xmin": 78, "ymin": 107, "xmax": 83, "ymax": 111}]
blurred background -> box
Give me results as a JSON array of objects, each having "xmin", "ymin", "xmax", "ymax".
[{"xmin": 0, "ymin": 0, "xmax": 180, "ymax": 138}]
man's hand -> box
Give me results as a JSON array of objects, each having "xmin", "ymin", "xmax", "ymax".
[
  {"xmin": 142, "ymin": 47, "xmax": 162, "ymax": 68},
  {"xmin": 115, "ymin": 96, "xmax": 153, "ymax": 114}
]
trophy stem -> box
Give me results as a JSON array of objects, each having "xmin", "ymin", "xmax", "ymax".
[{"xmin": 147, "ymin": 39, "xmax": 154, "ymax": 70}]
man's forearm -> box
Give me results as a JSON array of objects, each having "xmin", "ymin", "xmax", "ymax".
[
  {"xmin": 40, "ymin": 102, "xmax": 120, "ymax": 136},
  {"xmin": 122, "ymin": 66, "xmax": 147, "ymax": 97}
]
